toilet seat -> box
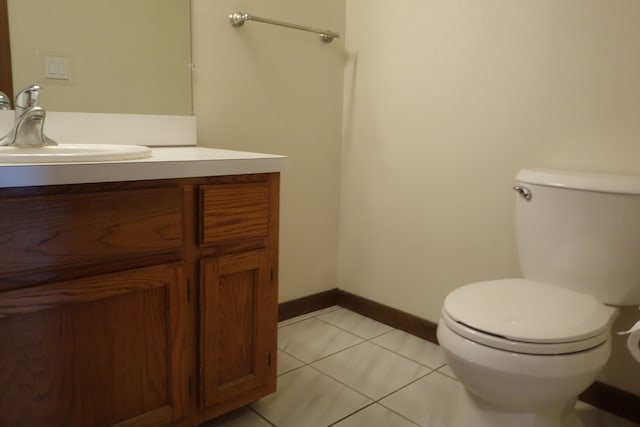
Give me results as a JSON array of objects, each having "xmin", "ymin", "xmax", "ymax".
[{"xmin": 442, "ymin": 278, "xmax": 617, "ymax": 355}]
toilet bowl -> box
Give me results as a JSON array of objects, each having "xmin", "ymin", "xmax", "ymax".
[
  {"xmin": 437, "ymin": 279, "xmax": 615, "ymax": 427},
  {"xmin": 437, "ymin": 169, "xmax": 640, "ymax": 427}
]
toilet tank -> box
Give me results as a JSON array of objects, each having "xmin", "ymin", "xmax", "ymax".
[{"xmin": 515, "ymin": 168, "xmax": 640, "ymax": 305}]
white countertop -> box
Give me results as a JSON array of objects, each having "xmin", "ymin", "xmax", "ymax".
[{"xmin": 0, "ymin": 146, "xmax": 287, "ymax": 188}]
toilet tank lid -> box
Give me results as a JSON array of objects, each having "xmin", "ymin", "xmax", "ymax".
[{"xmin": 516, "ymin": 168, "xmax": 640, "ymax": 195}]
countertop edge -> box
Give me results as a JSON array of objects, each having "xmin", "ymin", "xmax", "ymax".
[{"xmin": 0, "ymin": 147, "xmax": 288, "ymax": 188}]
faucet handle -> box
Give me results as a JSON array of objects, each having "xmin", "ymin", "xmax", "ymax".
[
  {"xmin": 15, "ymin": 84, "xmax": 42, "ymax": 112},
  {"xmin": 0, "ymin": 91, "xmax": 11, "ymax": 110}
]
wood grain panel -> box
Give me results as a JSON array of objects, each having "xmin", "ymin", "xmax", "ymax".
[
  {"xmin": 216, "ymin": 268, "xmax": 256, "ymax": 384},
  {"xmin": 199, "ymin": 251, "xmax": 275, "ymax": 410},
  {"xmin": 0, "ymin": 263, "xmax": 187, "ymax": 427},
  {"xmin": 199, "ymin": 183, "xmax": 269, "ymax": 246},
  {"xmin": 0, "ymin": 186, "xmax": 183, "ymax": 281}
]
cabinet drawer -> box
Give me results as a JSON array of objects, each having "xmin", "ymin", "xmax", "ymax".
[
  {"xmin": 199, "ymin": 182, "xmax": 270, "ymax": 246},
  {"xmin": 0, "ymin": 187, "xmax": 184, "ymax": 277}
]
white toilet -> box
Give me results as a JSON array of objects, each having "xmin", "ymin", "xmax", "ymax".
[{"xmin": 437, "ymin": 168, "xmax": 640, "ymax": 427}]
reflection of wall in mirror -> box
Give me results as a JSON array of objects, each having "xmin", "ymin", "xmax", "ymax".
[{"xmin": 7, "ymin": 0, "xmax": 192, "ymax": 115}]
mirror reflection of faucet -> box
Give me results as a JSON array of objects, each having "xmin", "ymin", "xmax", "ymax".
[
  {"xmin": 0, "ymin": 91, "xmax": 11, "ymax": 110},
  {"xmin": 0, "ymin": 84, "xmax": 58, "ymax": 147}
]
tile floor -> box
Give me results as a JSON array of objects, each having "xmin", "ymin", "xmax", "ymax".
[{"xmin": 202, "ymin": 306, "xmax": 640, "ymax": 427}]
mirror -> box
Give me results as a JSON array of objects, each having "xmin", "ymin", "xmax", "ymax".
[{"xmin": 0, "ymin": 0, "xmax": 192, "ymax": 116}]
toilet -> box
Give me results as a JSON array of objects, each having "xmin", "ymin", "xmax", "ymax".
[{"xmin": 437, "ymin": 168, "xmax": 640, "ymax": 427}]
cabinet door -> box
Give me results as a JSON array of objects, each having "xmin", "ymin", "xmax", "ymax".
[
  {"xmin": 200, "ymin": 250, "xmax": 276, "ymax": 413},
  {"xmin": 0, "ymin": 264, "xmax": 189, "ymax": 427}
]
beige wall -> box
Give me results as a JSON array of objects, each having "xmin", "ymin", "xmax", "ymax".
[
  {"xmin": 339, "ymin": 0, "xmax": 640, "ymax": 395},
  {"xmin": 8, "ymin": 0, "xmax": 191, "ymax": 115},
  {"xmin": 191, "ymin": 0, "xmax": 640, "ymax": 395},
  {"xmin": 191, "ymin": 0, "xmax": 346, "ymax": 302}
]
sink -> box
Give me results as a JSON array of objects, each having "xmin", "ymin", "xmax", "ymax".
[{"xmin": 0, "ymin": 144, "xmax": 152, "ymax": 163}]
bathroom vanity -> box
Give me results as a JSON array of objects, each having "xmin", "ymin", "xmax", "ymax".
[{"xmin": 0, "ymin": 148, "xmax": 286, "ymax": 427}]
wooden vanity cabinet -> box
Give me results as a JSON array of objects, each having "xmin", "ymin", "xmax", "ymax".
[{"xmin": 0, "ymin": 173, "xmax": 280, "ymax": 427}]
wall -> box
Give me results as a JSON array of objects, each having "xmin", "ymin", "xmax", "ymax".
[
  {"xmin": 191, "ymin": 0, "xmax": 345, "ymax": 302},
  {"xmin": 8, "ymin": 0, "xmax": 191, "ymax": 115},
  {"xmin": 339, "ymin": 0, "xmax": 640, "ymax": 395}
]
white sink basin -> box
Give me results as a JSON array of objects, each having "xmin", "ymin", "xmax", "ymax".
[{"xmin": 0, "ymin": 144, "xmax": 152, "ymax": 163}]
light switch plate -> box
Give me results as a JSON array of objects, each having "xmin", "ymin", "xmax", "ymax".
[{"xmin": 44, "ymin": 55, "xmax": 70, "ymax": 80}]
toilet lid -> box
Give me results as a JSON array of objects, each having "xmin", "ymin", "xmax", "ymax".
[{"xmin": 443, "ymin": 279, "xmax": 616, "ymax": 352}]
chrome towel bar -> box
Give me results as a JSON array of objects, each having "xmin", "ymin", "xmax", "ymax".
[{"xmin": 229, "ymin": 12, "xmax": 340, "ymax": 43}]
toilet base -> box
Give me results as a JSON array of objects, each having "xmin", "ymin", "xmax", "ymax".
[{"xmin": 450, "ymin": 388, "xmax": 583, "ymax": 427}]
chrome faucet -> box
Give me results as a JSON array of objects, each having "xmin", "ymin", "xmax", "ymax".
[
  {"xmin": 0, "ymin": 85, "xmax": 57, "ymax": 147},
  {"xmin": 0, "ymin": 91, "xmax": 10, "ymax": 110}
]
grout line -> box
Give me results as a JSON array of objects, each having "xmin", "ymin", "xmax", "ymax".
[
  {"xmin": 277, "ymin": 348, "xmax": 307, "ymax": 365},
  {"xmin": 325, "ymin": 402, "xmax": 377, "ymax": 427},
  {"xmin": 375, "ymin": 370, "xmax": 438, "ymax": 402},
  {"xmin": 277, "ymin": 316, "xmax": 314, "ymax": 328},
  {"xmin": 276, "ymin": 361, "xmax": 307, "ymax": 378},
  {"xmin": 303, "ymin": 339, "xmax": 366, "ymax": 365},
  {"xmin": 314, "ymin": 310, "xmax": 397, "ymax": 340},
  {"xmin": 313, "ymin": 315, "xmax": 379, "ymax": 340},
  {"xmin": 275, "ymin": 348, "xmax": 308, "ymax": 377},
  {"xmin": 436, "ymin": 365, "xmax": 458, "ymax": 380},
  {"xmin": 369, "ymin": 404, "xmax": 423, "ymax": 427},
  {"xmin": 325, "ymin": 400, "xmax": 421, "ymax": 427},
  {"xmin": 367, "ymin": 335, "xmax": 449, "ymax": 374},
  {"xmin": 367, "ymin": 337, "xmax": 448, "ymax": 371},
  {"xmin": 248, "ymin": 406, "xmax": 277, "ymax": 427},
  {"xmin": 307, "ymin": 364, "xmax": 376, "ymax": 402},
  {"xmin": 277, "ymin": 305, "xmax": 343, "ymax": 329}
]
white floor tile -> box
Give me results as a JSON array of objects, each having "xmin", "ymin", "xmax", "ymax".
[
  {"xmin": 308, "ymin": 305, "xmax": 343, "ymax": 316},
  {"xmin": 332, "ymin": 404, "xmax": 420, "ymax": 427},
  {"xmin": 436, "ymin": 364, "xmax": 457, "ymax": 379},
  {"xmin": 372, "ymin": 329, "xmax": 447, "ymax": 368},
  {"xmin": 576, "ymin": 402, "xmax": 640, "ymax": 427},
  {"xmin": 312, "ymin": 342, "xmax": 431, "ymax": 400},
  {"xmin": 200, "ymin": 407, "xmax": 271, "ymax": 427},
  {"xmin": 277, "ymin": 350, "xmax": 304, "ymax": 376},
  {"xmin": 251, "ymin": 366, "xmax": 371, "ymax": 427},
  {"xmin": 317, "ymin": 308, "xmax": 394, "ymax": 339},
  {"xmin": 278, "ymin": 313, "xmax": 314, "ymax": 328},
  {"xmin": 278, "ymin": 318, "xmax": 363, "ymax": 363},
  {"xmin": 381, "ymin": 372, "xmax": 464, "ymax": 427},
  {"xmin": 207, "ymin": 308, "xmax": 638, "ymax": 427},
  {"xmin": 278, "ymin": 306, "xmax": 342, "ymax": 328}
]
